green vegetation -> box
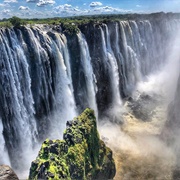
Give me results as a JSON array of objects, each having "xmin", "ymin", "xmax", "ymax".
[
  {"xmin": 61, "ymin": 22, "xmax": 80, "ymax": 35},
  {"xmin": 0, "ymin": 21, "xmax": 11, "ymax": 28},
  {"xmin": 0, "ymin": 12, "xmax": 178, "ymax": 33},
  {"xmin": 9, "ymin": 16, "xmax": 26, "ymax": 27},
  {"xmin": 0, "ymin": 12, "xmax": 178, "ymax": 28},
  {"xmin": 29, "ymin": 108, "xmax": 116, "ymax": 180}
]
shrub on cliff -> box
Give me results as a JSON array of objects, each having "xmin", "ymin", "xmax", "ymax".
[
  {"xmin": 9, "ymin": 16, "xmax": 26, "ymax": 27},
  {"xmin": 29, "ymin": 108, "xmax": 116, "ymax": 180},
  {"xmin": 61, "ymin": 22, "xmax": 80, "ymax": 35}
]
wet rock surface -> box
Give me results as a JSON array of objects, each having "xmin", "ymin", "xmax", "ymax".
[{"xmin": 127, "ymin": 93, "xmax": 162, "ymax": 121}]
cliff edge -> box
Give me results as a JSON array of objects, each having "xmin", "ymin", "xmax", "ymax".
[{"xmin": 29, "ymin": 108, "xmax": 116, "ymax": 180}]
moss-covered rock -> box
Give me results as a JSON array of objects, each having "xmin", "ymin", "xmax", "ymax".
[{"xmin": 29, "ymin": 108, "xmax": 116, "ymax": 180}]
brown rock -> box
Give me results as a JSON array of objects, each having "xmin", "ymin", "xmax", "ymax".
[{"xmin": 0, "ymin": 165, "xmax": 19, "ymax": 180}]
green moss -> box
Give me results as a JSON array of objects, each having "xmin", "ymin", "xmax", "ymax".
[{"xmin": 29, "ymin": 108, "xmax": 116, "ymax": 180}]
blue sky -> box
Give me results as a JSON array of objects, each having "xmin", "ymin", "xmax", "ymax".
[{"xmin": 0, "ymin": 0, "xmax": 180, "ymax": 19}]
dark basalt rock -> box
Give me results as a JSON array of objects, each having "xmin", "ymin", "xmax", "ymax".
[
  {"xmin": 127, "ymin": 93, "xmax": 161, "ymax": 121},
  {"xmin": 0, "ymin": 165, "xmax": 19, "ymax": 180},
  {"xmin": 29, "ymin": 108, "xmax": 116, "ymax": 180}
]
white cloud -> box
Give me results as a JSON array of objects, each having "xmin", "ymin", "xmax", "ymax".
[
  {"xmin": 37, "ymin": 0, "xmax": 55, "ymax": 7},
  {"xmin": 90, "ymin": 2, "xmax": 103, "ymax": 7},
  {"xmin": 92, "ymin": 6, "xmax": 132, "ymax": 14},
  {"xmin": 63, "ymin": 4, "xmax": 72, "ymax": 9},
  {"xmin": 136, "ymin": 4, "xmax": 142, "ymax": 8},
  {"xmin": 26, "ymin": 0, "xmax": 38, "ymax": 2},
  {"xmin": 0, "ymin": 3, "xmax": 8, "ymax": 7},
  {"xmin": 53, "ymin": 4, "xmax": 82, "ymax": 16},
  {"xmin": 3, "ymin": 0, "xmax": 17, "ymax": 3},
  {"xmin": 52, "ymin": 4, "xmax": 133, "ymax": 17},
  {"xmin": 54, "ymin": 4, "xmax": 72, "ymax": 11},
  {"xmin": 0, "ymin": 0, "xmax": 135, "ymax": 19},
  {"xmin": 19, "ymin": 6, "xmax": 30, "ymax": 10},
  {"xmin": 2, "ymin": 9, "xmax": 10, "ymax": 14}
]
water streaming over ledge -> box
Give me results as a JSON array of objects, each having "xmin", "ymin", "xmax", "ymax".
[{"xmin": 0, "ymin": 16, "xmax": 179, "ymax": 176}]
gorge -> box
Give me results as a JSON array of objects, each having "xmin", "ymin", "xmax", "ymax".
[{"xmin": 0, "ymin": 12, "xmax": 180, "ymax": 179}]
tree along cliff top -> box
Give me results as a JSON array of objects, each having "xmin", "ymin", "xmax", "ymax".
[{"xmin": 0, "ymin": 12, "xmax": 180, "ymax": 28}]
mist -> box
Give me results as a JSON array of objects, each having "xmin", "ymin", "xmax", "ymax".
[{"xmin": 98, "ymin": 23, "xmax": 180, "ymax": 179}]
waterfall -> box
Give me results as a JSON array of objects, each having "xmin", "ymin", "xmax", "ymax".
[
  {"xmin": 0, "ymin": 16, "xmax": 178, "ymax": 177},
  {"xmin": 52, "ymin": 33, "xmax": 74, "ymax": 93},
  {"xmin": 100, "ymin": 24, "xmax": 122, "ymax": 107},
  {"xmin": 0, "ymin": 118, "xmax": 10, "ymax": 166},
  {"xmin": 0, "ymin": 28, "xmax": 38, "ymax": 170},
  {"xmin": 47, "ymin": 32, "xmax": 77, "ymax": 137},
  {"xmin": 77, "ymin": 32, "xmax": 98, "ymax": 117}
]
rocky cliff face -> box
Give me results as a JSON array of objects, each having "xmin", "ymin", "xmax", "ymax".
[{"xmin": 29, "ymin": 108, "xmax": 116, "ymax": 180}]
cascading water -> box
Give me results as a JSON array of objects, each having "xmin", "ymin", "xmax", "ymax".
[
  {"xmin": 0, "ymin": 28, "xmax": 38, "ymax": 171},
  {"xmin": 77, "ymin": 32, "xmax": 98, "ymax": 117},
  {"xmin": 0, "ymin": 118, "xmax": 10, "ymax": 166},
  {"xmin": 47, "ymin": 32, "xmax": 77, "ymax": 137},
  {"xmin": 56, "ymin": 34, "xmax": 74, "ymax": 93},
  {"xmin": 0, "ymin": 14, "xmax": 179, "ymax": 178},
  {"xmin": 101, "ymin": 24, "xmax": 122, "ymax": 107}
]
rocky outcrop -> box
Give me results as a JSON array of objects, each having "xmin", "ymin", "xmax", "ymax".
[
  {"xmin": 29, "ymin": 108, "xmax": 116, "ymax": 180},
  {"xmin": 0, "ymin": 165, "xmax": 19, "ymax": 180},
  {"xmin": 127, "ymin": 93, "xmax": 162, "ymax": 121}
]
